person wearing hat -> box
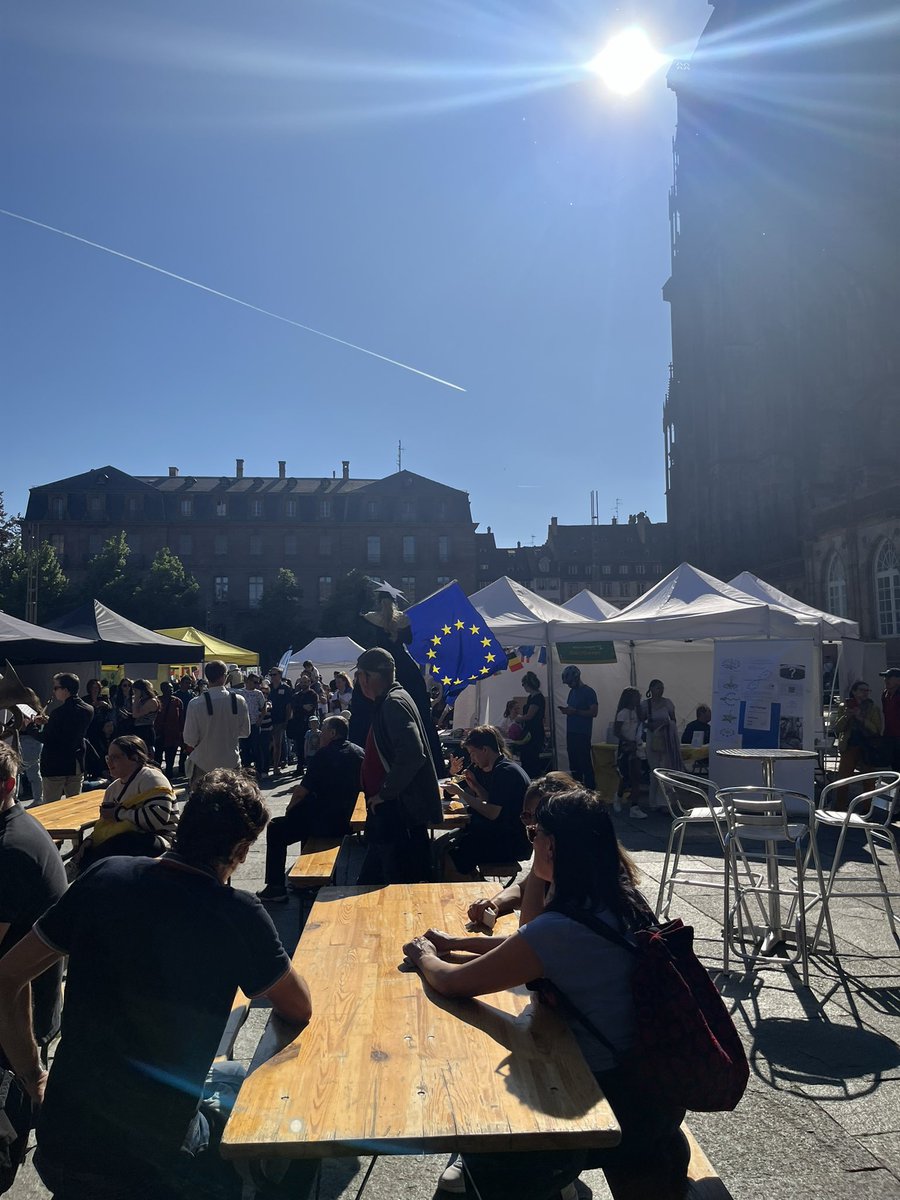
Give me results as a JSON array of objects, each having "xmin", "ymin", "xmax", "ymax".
[
  {"xmin": 356, "ymin": 647, "xmax": 442, "ymax": 883},
  {"xmin": 881, "ymin": 668, "xmax": 900, "ymax": 771},
  {"xmin": 557, "ymin": 666, "xmax": 598, "ymax": 788}
]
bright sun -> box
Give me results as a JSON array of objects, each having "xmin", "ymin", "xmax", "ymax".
[{"xmin": 587, "ymin": 28, "xmax": 668, "ymax": 95}]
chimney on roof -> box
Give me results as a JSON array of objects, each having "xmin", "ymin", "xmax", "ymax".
[
  {"xmin": 168, "ymin": 466, "xmax": 179, "ymax": 477},
  {"xmin": 236, "ymin": 458, "xmax": 244, "ymax": 479},
  {"xmin": 550, "ymin": 516, "xmax": 558, "ymax": 527},
  {"xmin": 342, "ymin": 460, "xmax": 350, "ymax": 481},
  {"xmin": 278, "ymin": 460, "xmax": 286, "ymax": 480}
]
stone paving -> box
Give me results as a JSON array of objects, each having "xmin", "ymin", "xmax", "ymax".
[{"xmin": 10, "ymin": 777, "xmax": 900, "ymax": 1200}]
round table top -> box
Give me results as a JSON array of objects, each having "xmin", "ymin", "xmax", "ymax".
[{"xmin": 715, "ymin": 748, "xmax": 817, "ymax": 761}]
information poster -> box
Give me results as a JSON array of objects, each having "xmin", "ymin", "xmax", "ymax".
[{"xmin": 711, "ymin": 639, "xmax": 819, "ymax": 796}]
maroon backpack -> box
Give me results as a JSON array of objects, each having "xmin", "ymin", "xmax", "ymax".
[{"xmin": 549, "ymin": 909, "xmax": 749, "ymax": 1113}]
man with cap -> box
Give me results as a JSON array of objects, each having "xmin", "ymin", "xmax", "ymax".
[
  {"xmin": 881, "ymin": 668, "xmax": 900, "ymax": 771},
  {"xmin": 557, "ymin": 665, "xmax": 598, "ymax": 788},
  {"xmin": 355, "ymin": 647, "xmax": 442, "ymax": 884}
]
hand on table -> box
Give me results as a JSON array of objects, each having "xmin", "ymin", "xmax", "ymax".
[
  {"xmin": 402, "ymin": 935, "xmax": 437, "ymax": 968},
  {"xmin": 421, "ymin": 928, "xmax": 456, "ymax": 954},
  {"xmin": 467, "ymin": 897, "xmax": 499, "ymax": 926}
]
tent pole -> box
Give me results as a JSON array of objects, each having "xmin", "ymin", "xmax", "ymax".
[{"xmin": 546, "ymin": 626, "xmax": 558, "ymax": 772}]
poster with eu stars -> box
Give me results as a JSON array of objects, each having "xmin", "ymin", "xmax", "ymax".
[{"xmin": 406, "ymin": 581, "xmax": 507, "ymax": 703}]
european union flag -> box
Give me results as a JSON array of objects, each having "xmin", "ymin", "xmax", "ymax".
[{"xmin": 406, "ymin": 581, "xmax": 507, "ymax": 703}]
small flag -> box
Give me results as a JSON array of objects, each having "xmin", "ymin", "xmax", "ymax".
[
  {"xmin": 406, "ymin": 581, "xmax": 507, "ymax": 703},
  {"xmin": 538, "ymin": 646, "xmax": 547, "ymax": 665},
  {"xmin": 277, "ymin": 647, "xmax": 292, "ymax": 675},
  {"xmin": 506, "ymin": 649, "xmax": 524, "ymax": 672},
  {"xmin": 518, "ymin": 645, "xmax": 535, "ymax": 663}
]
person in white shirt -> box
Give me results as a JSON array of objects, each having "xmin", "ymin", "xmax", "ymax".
[
  {"xmin": 183, "ymin": 661, "xmax": 250, "ymax": 788},
  {"xmin": 238, "ymin": 673, "xmax": 268, "ymax": 776}
]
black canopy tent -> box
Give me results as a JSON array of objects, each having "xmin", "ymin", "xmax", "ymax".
[
  {"xmin": 0, "ymin": 609, "xmax": 100, "ymax": 665},
  {"xmin": 47, "ymin": 600, "xmax": 204, "ymax": 664}
]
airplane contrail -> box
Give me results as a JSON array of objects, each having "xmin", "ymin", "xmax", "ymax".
[{"xmin": 0, "ymin": 207, "xmax": 466, "ymax": 392}]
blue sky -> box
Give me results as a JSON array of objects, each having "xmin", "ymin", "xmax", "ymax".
[{"xmin": 1, "ymin": 0, "xmax": 710, "ymax": 545}]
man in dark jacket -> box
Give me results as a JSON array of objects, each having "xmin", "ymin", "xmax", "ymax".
[
  {"xmin": 257, "ymin": 715, "xmax": 364, "ymax": 902},
  {"xmin": 38, "ymin": 673, "xmax": 93, "ymax": 804},
  {"xmin": 356, "ymin": 647, "xmax": 442, "ymax": 884}
]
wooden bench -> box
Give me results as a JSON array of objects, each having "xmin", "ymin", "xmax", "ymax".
[
  {"xmin": 213, "ymin": 990, "xmax": 250, "ymax": 1063},
  {"xmin": 685, "ymin": 1123, "xmax": 733, "ymax": 1198},
  {"xmin": 287, "ymin": 837, "xmax": 345, "ymax": 889}
]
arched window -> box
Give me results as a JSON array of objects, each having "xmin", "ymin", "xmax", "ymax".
[
  {"xmin": 825, "ymin": 554, "xmax": 848, "ymax": 618},
  {"xmin": 875, "ymin": 540, "xmax": 900, "ymax": 637}
]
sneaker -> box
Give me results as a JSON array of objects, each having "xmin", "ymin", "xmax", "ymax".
[
  {"xmin": 256, "ymin": 885, "xmax": 289, "ymax": 904},
  {"xmin": 629, "ymin": 806, "xmax": 648, "ymax": 819},
  {"xmin": 438, "ymin": 1153, "xmax": 466, "ymax": 1194}
]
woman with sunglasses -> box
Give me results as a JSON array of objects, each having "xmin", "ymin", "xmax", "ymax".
[{"xmin": 404, "ymin": 787, "xmax": 689, "ymax": 1200}]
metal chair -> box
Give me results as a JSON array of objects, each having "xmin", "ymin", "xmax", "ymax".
[
  {"xmin": 717, "ymin": 787, "xmax": 834, "ymax": 987},
  {"xmin": 653, "ymin": 769, "xmax": 730, "ymax": 920},
  {"xmin": 812, "ymin": 771, "xmax": 900, "ymax": 948}
]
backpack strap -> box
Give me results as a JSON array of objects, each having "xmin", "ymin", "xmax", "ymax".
[
  {"xmin": 204, "ymin": 692, "xmax": 213, "ymax": 716},
  {"xmin": 231, "ymin": 692, "xmax": 237, "ymax": 715}
]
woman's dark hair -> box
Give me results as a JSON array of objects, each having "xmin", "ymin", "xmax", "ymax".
[
  {"xmin": 175, "ymin": 768, "xmax": 269, "ymax": 866},
  {"xmin": 113, "ymin": 678, "xmax": 134, "ymax": 708},
  {"xmin": 535, "ymin": 788, "xmax": 647, "ymax": 926},
  {"xmin": 502, "ymin": 699, "xmax": 520, "ymax": 719},
  {"xmin": 109, "ymin": 735, "xmax": 150, "ymax": 765},
  {"xmin": 521, "ymin": 671, "xmax": 540, "ymax": 693},
  {"xmin": 523, "ymin": 770, "xmax": 578, "ymax": 807},
  {"xmin": 615, "ymin": 687, "xmax": 641, "ymax": 712},
  {"xmin": 85, "ymin": 678, "xmax": 101, "ymax": 700},
  {"xmin": 133, "ymin": 678, "xmax": 156, "ymax": 700},
  {"xmin": 646, "ymin": 679, "xmax": 664, "ymax": 697},
  {"xmin": 848, "ymin": 679, "xmax": 870, "ymax": 700},
  {"xmin": 462, "ymin": 725, "xmax": 510, "ymax": 759}
]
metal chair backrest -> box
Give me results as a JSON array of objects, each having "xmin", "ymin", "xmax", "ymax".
[
  {"xmin": 654, "ymin": 767, "xmax": 721, "ymax": 820},
  {"xmin": 818, "ymin": 771, "xmax": 900, "ymax": 826},
  {"xmin": 716, "ymin": 787, "xmax": 814, "ymax": 839}
]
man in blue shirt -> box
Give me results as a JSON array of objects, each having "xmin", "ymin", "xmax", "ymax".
[{"xmin": 558, "ymin": 665, "xmax": 598, "ymax": 787}]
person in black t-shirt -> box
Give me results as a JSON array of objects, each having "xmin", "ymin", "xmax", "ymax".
[
  {"xmin": 257, "ymin": 715, "xmax": 364, "ymax": 901},
  {"xmin": 0, "ymin": 744, "xmax": 67, "ymax": 1052},
  {"xmin": 0, "ymin": 768, "xmax": 312, "ymax": 1200},
  {"xmin": 267, "ymin": 667, "xmax": 294, "ymax": 776},
  {"xmin": 517, "ymin": 671, "xmax": 546, "ymax": 779},
  {"xmin": 443, "ymin": 726, "xmax": 530, "ymax": 879}
]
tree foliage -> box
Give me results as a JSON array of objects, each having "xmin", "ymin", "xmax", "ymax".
[
  {"xmin": 79, "ymin": 532, "xmax": 136, "ymax": 612},
  {"xmin": 318, "ymin": 570, "xmax": 377, "ymax": 647},
  {"xmin": 237, "ymin": 569, "xmax": 313, "ymax": 669},
  {"xmin": 130, "ymin": 547, "xmax": 202, "ymax": 630},
  {"xmin": 0, "ymin": 542, "xmax": 70, "ymax": 623}
]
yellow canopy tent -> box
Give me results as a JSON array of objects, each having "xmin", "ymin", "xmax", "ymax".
[{"xmin": 155, "ymin": 627, "xmax": 259, "ymax": 668}]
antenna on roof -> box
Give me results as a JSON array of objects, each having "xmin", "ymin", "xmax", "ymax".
[{"xmin": 397, "ymin": 440, "xmax": 404, "ymax": 471}]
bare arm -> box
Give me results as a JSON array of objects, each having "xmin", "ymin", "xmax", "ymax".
[
  {"xmin": 262, "ymin": 966, "xmax": 313, "ymax": 1027},
  {"xmin": 0, "ymin": 931, "xmax": 62, "ymax": 1101},
  {"xmin": 518, "ymin": 869, "xmax": 548, "ymax": 925},
  {"xmin": 402, "ymin": 930, "xmax": 543, "ymax": 999}
]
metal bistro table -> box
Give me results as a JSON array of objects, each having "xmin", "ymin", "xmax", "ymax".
[
  {"xmin": 715, "ymin": 748, "xmax": 818, "ymax": 955},
  {"xmin": 221, "ymin": 884, "xmax": 619, "ymax": 1170}
]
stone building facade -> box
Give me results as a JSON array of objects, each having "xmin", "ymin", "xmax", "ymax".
[
  {"xmin": 663, "ymin": 0, "xmax": 900, "ymax": 647},
  {"xmin": 25, "ymin": 461, "xmax": 478, "ymax": 638}
]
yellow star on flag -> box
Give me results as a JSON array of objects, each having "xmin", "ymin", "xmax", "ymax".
[
  {"xmin": 432, "ymin": 665, "xmax": 440, "ymax": 674},
  {"xmin": 485, "ymin": 653, "xmax": 496, "ymax": 663},
  {"xmin": 426, "ymin": 649, "xmax": 437, "ymax": 660},
  {"xmin": 479, "ymin": 666, "xmax": 489, "ymax": 675},
  {"xmin": 442, "ymin": 624, "xmax": 452, "ymax": 635},
  {"xmin": 469, "ymin": 624, "xmax": 480, "ymax": 635},
  {"xmin": 455, "ymin": 620, "xmax": 465, "ymax": 630},
  {"xmin": 481, "ymin": 637, "xmax": 491, "ymax": 647},
  {"xmin": 431, "ymin": 635, "xmax": 441, "ymax": 646},
  {"xmin": 469, "ymin": 674, "xmax": 478, "ymax": 681},
  {"xmin": 441, "ymin": 675, "xmax": 452, "ymax": 686},
  {"xmin": 453, "ymin": 678, "xmax": 463, "ymax": 686}
]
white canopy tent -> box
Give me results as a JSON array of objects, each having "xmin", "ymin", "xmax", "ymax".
[
  {"xmin": 452, "ymin": 577, "xmax": 631, "ymax": 767},
  {"xmin": 728, "ymin": 572, "xmax": 859, "ymax": 641},
  {"xmin": 561, "ymin": 590, "xmax": 620, "ymax": 620},
  {"xmin": 287, "ymin": 636, "xmax": 366, "ymax": 679}
]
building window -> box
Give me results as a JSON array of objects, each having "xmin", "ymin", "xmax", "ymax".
[
  {"xmin": 401, "ymin": 500, "xmax": 416, "ymax": 521},
  {"xmin": 249, "ymin": 534, "xmax": 262, "ymax": 556},
  {"xmin": 318, "ymin": 575, "xmax": 333, "ymax": 603},
  {"xmin": 618, "ymin": 565, "xmax": 629, "ymax": 575},
  {"xmin": 214, "ymin": 534, "xmax": 228, "ymax": 556},
  {"xmin": 401, "ymin": 576, "xmax": 416, "ymax": 602},
  {"xmin": 89, "ymin": 534, "xmax": 103, "ymax": 556},
  {"xmin": 249, "ymin": 499, "xmax": 263, "ymax": 519},
  {"xmin": 215, "ymin": 499, "xmax": 227, "ymax": 517},
  {"xmin": 127, "ymin": 496, "xmax": 141, "ymax": 516},
  {"xmin": 285, "ymin": 498, "xmax": 297, "ymax": 518},
  {"xmin": 284, "ymin": 534, "xmax": 298, "ymax": 556},
  {"xmin": 49, "ymin": 495, "xmax": 65, "ymax": 519},
  {"xmin": 180, "ymin": 497, "xmax": 193, "ymax": 517},
  {"xmin": 635, "ymin": 564, "xmax": 646, "ymax": 575},
  {"xmin": 826, "ymin": 554, "xmax": 848, "ymax": 618},
  {"xmin": 126, "ymin": 533, "xmax": 141, "ymax": 556},
  {"xmin": 87, "ymin": 494, "xmax": 104, "ymax": 517},
  {"xmin": 602, "ymin": 565, "xmax": 612, "ymax": 576},
  {"xmin": 875, "ymin": 540, "xmax": 900, "ymax": 637},
  {"xmin": 402, "ymin": 535, "xmax": 416, "ymax": 564},
  {"xmin": 367, "ymin": 535, "xmax": 381, "ymax": 564},
  {"xmin": 319, "ymin": 499, "xmax": 332, "ymax": 519},
  {"xmin": 249, "ymin": 576, "xmax": 264, "ymax": 608},
  {"xmin": 437, "ymin": 576, "xmax": 451, "ymax": 586},
  {"xmin": 319, "ymin": 535, "xmax": 332, "ymax": 558},
  {"xmin": 437, "ymin": 500, "xmax": 448, "ymax": 520},
  {"xmin": 567, "ymin": 565, "xmax": 579, "ymax": 576},
  {"xmin": 178, "ymin": 534, "xmax": 192, "ymax": 557},
  {"xmin": 438, "ymin": 535, "xmax": 450, "ymax": 563},
  {"xmin": 215, "ymin": 576, "xmax": 229, "ymax": 602},
  {"xmin": 50, "ymin": 533, "xmax": 65, "ymax": 557},
  {"xmin": 366, "ymin": 500, "xmax": 380, "ymax": 520}
]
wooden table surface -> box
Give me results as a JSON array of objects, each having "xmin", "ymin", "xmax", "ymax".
[
  {"xmin": 221, "ymin": 883, "xmax": 619, "ymax": 1160},
  {"xmin": 348, "ymin": 791, "xmax": 469, "ymax": 833},
  {"xmin": 29, "ymin": 789, "xmax": 105, "ymax": 840}
]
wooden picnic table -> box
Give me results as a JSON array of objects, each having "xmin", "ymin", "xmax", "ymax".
[
  {"xmin": 221, "ymin": 883, "xmax": 619, "ymax": 1161},
  {"xmin": 348, "ymin": 791, "xmax": 469, "ymax": 833},
  {"xmin": 29, "ymin": 789, "xmax": 105, "ymax": 846}
]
